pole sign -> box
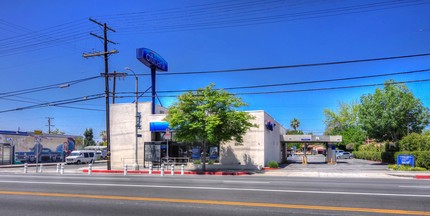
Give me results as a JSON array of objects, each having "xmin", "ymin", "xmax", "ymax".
[
  {"xmin": 397, "ymin": 154, "xmax": 415, "ymax": 167},
  {"xmin": 136, "ymin": 48, "xmax": 168, "ymax": 71}
]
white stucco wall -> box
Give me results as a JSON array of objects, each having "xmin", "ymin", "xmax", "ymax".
[{"xmin": 110, "ymin": 102, "xmax": 167, "ymax": 170}]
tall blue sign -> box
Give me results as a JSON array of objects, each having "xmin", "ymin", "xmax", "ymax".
[{"xmin": 136, "ymin": 48, "xmax": 168, "ymax": 71}]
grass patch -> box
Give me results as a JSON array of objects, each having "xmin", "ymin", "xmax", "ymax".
[{"xmin": 388, "ymin": 164, "xmax": 427, "ymax": 171}]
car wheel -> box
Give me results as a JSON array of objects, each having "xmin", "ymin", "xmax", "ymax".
[
  {"xmin": 337, "ymin": 156, "xmax": 340, "ymax": 159},
  {"xmin": 77, "ymin": 160, "xmax": 81, "ymax": 164}
]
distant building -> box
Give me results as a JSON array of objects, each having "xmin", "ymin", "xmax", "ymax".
[{"xmin": 0, "ymin": 130, "xmax": 80, "ymax": 165}]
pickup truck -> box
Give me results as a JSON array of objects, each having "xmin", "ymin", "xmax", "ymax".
[{"xmin": 15, "ymin": 148, "xmax": 63, "ymax": 163}]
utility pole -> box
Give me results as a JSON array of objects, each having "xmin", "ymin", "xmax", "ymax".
[
  {"xmin": 46, "ymin": 117, "xmax": 54, "ymax": 134},
  {"xmin": 83, "ymin": 18, "xmax": 118, "ymax": 170}
]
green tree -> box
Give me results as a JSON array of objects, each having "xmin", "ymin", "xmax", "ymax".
[
  {"xmin": 99, "ymin": 130, "xmax": 107, "ymax": 146},
  {"xmin": 290, "ymin": 118, "xmax": 300, "ymax": 131},
  {"xmin": 323, "ymin": 102, "xmax": 366, "ymax": 147},
  {"xmin": 83, "ymin": 128, "xmax": 96, "ymax": 147},
  {"xmin": 359, "ymin": 80, "xmax": 430, "ymax": 142},
  {"xmin": 165, "ymin": 84, "xmax": 257, "ymax": 172}
]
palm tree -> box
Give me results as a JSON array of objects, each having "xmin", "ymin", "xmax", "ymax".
[{"xmin": 290, "ymin": 118, "xmax": 300, "ymax": 131}]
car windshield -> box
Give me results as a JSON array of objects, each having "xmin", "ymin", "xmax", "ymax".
[{"xmin": 69, "ymin": 152, "xmax": 80, "ymax": 156}]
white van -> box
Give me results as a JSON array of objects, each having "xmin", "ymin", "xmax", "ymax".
[{"xmin": 66, "ymin": 150, "xmax": 95, "ymax": 164}]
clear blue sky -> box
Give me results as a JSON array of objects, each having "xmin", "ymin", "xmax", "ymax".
[{"xmin": 1, "ymin": 0, "xmax": 429, "ymax": 139}]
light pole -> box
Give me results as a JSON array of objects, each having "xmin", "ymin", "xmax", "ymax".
[{"xmin": 125, "ymin": 67, "xmax": 140, "ymax": 170}]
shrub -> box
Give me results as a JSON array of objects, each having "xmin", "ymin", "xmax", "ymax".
[
  {"xmin": 388, "ymin": 164, "xmax": 427, "ymax": 171},
  {"xmin": 394, "ymin": 151, "xmax": 430, "ymax": 170},
  {"xmin": 267, "ymin": 161, "xmax": 279, "ymax": 168},
  {"xmin": 193, "ymin": 160, "xmax": 201, "ymax": 165},
  {"xmin": 208, "ymin": 160, "xmax": 214, "ymax": 165}
]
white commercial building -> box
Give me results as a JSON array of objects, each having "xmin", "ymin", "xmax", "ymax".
[{"xmin": 110, "ymin": 102, "xmax": 289, "ymax": 170}]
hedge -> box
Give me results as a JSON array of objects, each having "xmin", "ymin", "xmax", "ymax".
[
  {"xmin": 352, "ymin": 151, "xmax": 395, "ymax": 163},
  {"xmin": 394, "ymin": 151, "xmax": 430, "ymax": 170},
  {"xmin": 354, "ymin": 151, "xmax": 430, "ymax": 170}
]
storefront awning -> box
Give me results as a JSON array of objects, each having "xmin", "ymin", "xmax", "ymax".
[{"xmin": 149, "ymin": 122, "xmax": 169, "ymax": 132}]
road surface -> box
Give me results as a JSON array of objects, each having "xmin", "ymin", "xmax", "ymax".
[{"xmin": 0, "ymin": 172, "xmax": 429, "ymax": 215}]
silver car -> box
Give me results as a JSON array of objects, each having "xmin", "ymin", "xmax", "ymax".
[{"xmin": 337, "ymin": 152, "xmax": 353, "ymax": 159}]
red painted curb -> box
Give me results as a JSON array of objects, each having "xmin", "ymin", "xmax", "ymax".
[
  {"xmin": 83, "ymin": 169, "xmax": 252, "ymax": 176},
  {"xmin": 262, "ymin": 167, "xmax": 279, "ymax": 171},
  {"xmin": 415, "ymin": 175, "xmax": 430, "ymax": 179}
]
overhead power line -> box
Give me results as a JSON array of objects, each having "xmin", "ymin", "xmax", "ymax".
[
  {"xmin": 0, "ymin": 76, "xmax": 100, "ymax": 98},
  {"xmin": 0, "ymin": 93, "xmax": 104, "ymax": 114},
  {"xmin": 131, "ymin": 53, "xmax": 430, "ymax": 76},
  {"xmin": 115, "ymin": 78, "xmax": 430, "ymax": 98},
  {"xmin": 154, "ymin": 68, "xmax": 430, "ymax": 93}
]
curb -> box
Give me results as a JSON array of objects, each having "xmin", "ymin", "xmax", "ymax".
[
  {"xmin": 83, "ymin": 169, "xmax": 253, "ymax": 176},
  {"xmin": 415, "ymin": 175, "xmax": 430, "ymax": 179}
]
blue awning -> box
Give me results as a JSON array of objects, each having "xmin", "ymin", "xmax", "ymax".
[{"xmin": 149, "ymin": 122, "xmax": 169, "ymax": 132}]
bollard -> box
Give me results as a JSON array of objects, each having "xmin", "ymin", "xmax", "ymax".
[
  {"xmin": 39, "ymin": 164, "xmax": 43, "ymax": 173},
  {"xmin": 24, "ymin": 163, "xmax": 28, "ymax": 174},
  {"xmin": 181, "ymin": 164, "xmax": 184, "ymax": 175},
  {"xmin": 60, "ymin": 164, "xmax": 64, "ymax": 175},
  {"xmin": 149, "ymin": 164, "xmax": 153, "ymax": 175},
  {"xmin": 88, "ymin": 164, "xmax": 92, "ymax": 175},
  {"xmin": 171, "ymin": 164, "xmax": 174, "ymax": 176},
  {"xmin": 56, "ymin": 163, "xmax": 60, "ymax": 173},
  {"xmin": 161, "ymin": 164, "xmax": 165, "ymax": 176},
  {"xmin": 124, "ymin": 164, "xmax": 128, "ymax": 176}
]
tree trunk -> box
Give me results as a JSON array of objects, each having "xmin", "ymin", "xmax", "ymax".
[{"xmin": 201, "ymin": 141, "xmax": 208, "ymax": 172}]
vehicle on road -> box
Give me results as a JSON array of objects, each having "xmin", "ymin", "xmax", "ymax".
[
  {"xmin": 65, "ymin": 150, "xmax": 95, "ymax": 164},
  {"xmin": 337, "ymin": 152, "xmax": 353, "ymax": 159}
]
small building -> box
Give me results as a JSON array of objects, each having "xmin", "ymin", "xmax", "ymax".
[
  {"xmin": 111, "ymin": 102, "xmax": 282, "ymax": 169},
  {"xmin": 0, "ymin": 130, "xmax": 80, "ymax": 165}
]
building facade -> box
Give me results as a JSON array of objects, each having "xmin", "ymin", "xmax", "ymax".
[{"xmin": 110, "ymin": 102, "xmax": 287, "ymax": 170}]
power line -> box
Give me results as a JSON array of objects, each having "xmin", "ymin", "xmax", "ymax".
[
  {"xmin": 115, "ymin": 78, "xmax": 430, "ymax": 98},
  {"xmin": 153, "ymin": 68, "xmax": 430, "ymax": 93},
  {"xmin": 0, "ymin": 76, "xmax": 100, "ymax": 98},
  {"xmin": 0, "ymin": 93, "xmax": 104, "ymax": 114},
  {"xmin": 135, "ymin": 53, "xmax": 430, "ymax": 76}
]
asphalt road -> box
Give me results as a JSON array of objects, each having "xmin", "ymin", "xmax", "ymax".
[{"xmin": 0, "ymin": 172, "xmax": 429, "ymax": 215}]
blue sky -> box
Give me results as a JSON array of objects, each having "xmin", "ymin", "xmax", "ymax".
[{"xmin": 1, "ymin": 0, "xmax": 429, "ymax": 139}]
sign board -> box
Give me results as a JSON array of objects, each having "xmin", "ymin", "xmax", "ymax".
[
  {"xmin": 397, "ymin": 155, "xmax": 415, "ymax": 167},
  {"xmin": 34, "ymin": 130, "xmax": 43, "ymax": 135},
  {"xmin": 136, "ymin": 48, "xmax": 168, "ymax": 71},
  {"xmin": 301, "ymin": 138, "xmax": 311, "ymax": 141},
  {"xmin": 164, "ymin": 129, "xmax": 171, "ymax": 140}
]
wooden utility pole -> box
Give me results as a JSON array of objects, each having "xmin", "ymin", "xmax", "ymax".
[
  {"xmin": 45, "ymin": 117, "xmax": 54, "ymax": 134},
  {"xmin": 83, "ymin": 18, "xmax": 118, "ymax": 170}
]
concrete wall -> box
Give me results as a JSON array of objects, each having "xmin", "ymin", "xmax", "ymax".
[
  {"xmin": 220, "ymin": 111, "xmax": 286, "ymax": 167},
  {"xmin": 110, "ymin": 102, "xmax": 167, "ymax": 170},
  {"xmin": 263, "ymin": 112, "xmax": 285, "ymax": 165}
]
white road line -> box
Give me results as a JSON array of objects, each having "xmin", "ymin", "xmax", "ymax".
[
  {"xmin": 0, "ymin": 175, "xmax": 128, "ymax": 181},
  {"xmin": 0, "ymin": 180, "xmax": 429, "ymax": 198},
  {"xmin": 223, "ymin": 180, "xmax": 270, "ymax": 184},
  {"xmin": 399, "ymin": 186, "xmax": 430, "ymax": 189}
]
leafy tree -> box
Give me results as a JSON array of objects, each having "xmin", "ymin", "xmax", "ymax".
[
  {"xmin": 398, "ymin": 132, "xmax": 430, "ymax": 151},
  {"xmin": 99, "ymin": 130, "xmax": 107, "ymax": 146},
  {"xmin": 359, "ymin": 80, "xmax": 430, "ymax": 142},
  {"xmin": 83, "ymin": 128, "xmax": 96, "ymax": 147},
  {"xmin": 165, "ymin": 84, "xmax": 257, "ymax": 172},
  {"xmin": 323, "ymin": 102, "xmax": 366, "ymax": 147},
  {"xmin": 290, "ymin": 118, "xmax": 300, "ymax": 131}
]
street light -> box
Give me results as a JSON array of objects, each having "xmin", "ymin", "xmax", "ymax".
[{"xmin": 125, "ymin": 67, "xmax": 140, "ymax": 171}]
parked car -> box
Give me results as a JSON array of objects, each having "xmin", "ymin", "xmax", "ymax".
[{"xmin": 337, "ymin": 152, "xmax": 353, "ymax": 159}]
